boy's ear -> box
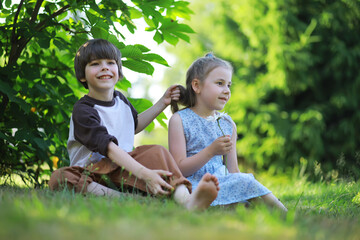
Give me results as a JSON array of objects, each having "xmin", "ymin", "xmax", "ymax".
[{"xmin": 191, "ymin": 79, "xmax": 201, "ymax": 94}]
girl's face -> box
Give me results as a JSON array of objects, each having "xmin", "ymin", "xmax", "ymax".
[
  {"xmin": 81, "ymin": 58, "xmax": 119, "ymax": 94},
  {"xmin": 195, "ymin": 66, "xmax": 232, "ymax": 111}
]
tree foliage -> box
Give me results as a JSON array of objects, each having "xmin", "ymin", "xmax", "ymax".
[
  {"xmin": 0, "ymin": 0, "xmax": 193, "ymax": 186},
  {"xmin": 166, "ymin": 0, "xmax": 360, "ymax": 180}
]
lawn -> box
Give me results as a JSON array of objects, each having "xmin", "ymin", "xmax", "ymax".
[{"xmin": 0, "ymin": 173, "xmax": 359, "ymax": 240}]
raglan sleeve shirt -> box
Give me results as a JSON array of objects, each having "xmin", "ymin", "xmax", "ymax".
[
  {"xmin": 68, "ymin": 92, "xmax": 138, "ymax": 167},
  {"xmin": 72, "ymin": 102, "xmax": 118, "ymax": 157}
]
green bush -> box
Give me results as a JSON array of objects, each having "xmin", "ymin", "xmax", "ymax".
[
  {"xmin": 166, "ymin": 0, "xmax": 360, "ymax": 180},
  {"xmin": 0, "ymin": 0, "xmax": 194, "ymax": 186}
]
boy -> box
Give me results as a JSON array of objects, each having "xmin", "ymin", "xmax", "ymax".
[{"xmin": 49, "ymin": 39, "xmax": 219, "ymax": 210}]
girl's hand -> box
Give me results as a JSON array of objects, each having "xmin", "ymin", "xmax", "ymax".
[
  {"xmin": 161, "ymin": 85, "xmax": 180, "ymax": 106},
  {"xmin": 209, "ymin": 135, "xmax": 232, "ymax": 156},
  {"xmin": 140, "ymin": 168, "xmax": 174, "ymax": 195}
]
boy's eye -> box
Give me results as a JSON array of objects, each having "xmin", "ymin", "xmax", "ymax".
[{"xmin": 217, "ymin": 81, "xmax": 223, "ymax": 85}]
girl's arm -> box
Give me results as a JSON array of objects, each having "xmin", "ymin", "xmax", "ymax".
[
  {"xmin": 135, "ymin": 85, "xmax": 180, "ymax": 134},
  {"xmin": 169, "ymin": 113, "xmax": 232, "ymax": 177},
  {"xmin": 107, "ymin": 141, "xmax": 173, "ymax": 195},
  {"xmin": 226, "ymin": 121, "xmax": 240, "ymax": 173}
]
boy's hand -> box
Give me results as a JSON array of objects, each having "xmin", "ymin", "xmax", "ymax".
[
  {"xmin": 209, "ymin": 135, "xmax": 232, "ymax": 156},
  {"xmin": 140, "ymin": 168, "xmax": 174, "ymax": 195},
  {"xmin": 162, "ymin": 85, "xmax": 180, "ymax": 106}
]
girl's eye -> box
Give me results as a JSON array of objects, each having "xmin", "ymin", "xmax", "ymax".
[
  {"xmin": 108, "ymin": 61, "xmax": 116, "ymax": 64},
  {"xmin": 90, "ymin": 62, "xmax": 99, "ymax": 66},
  {"xmin": 217, "ymin": 82, "xmax": 223, "ymax": 86}
]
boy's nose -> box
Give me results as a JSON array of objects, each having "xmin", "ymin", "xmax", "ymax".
[{"xmin": 101, "ymin": 63, "xmax": 109, "ymax": 70}]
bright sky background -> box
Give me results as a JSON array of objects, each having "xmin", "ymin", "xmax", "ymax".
[
  {"xmin": 116, "ymin": 1, "xmax": 177, "ymax": 101},
  {"xmin": 119, "ymin": 19, "xmax": 176, "ymax": 101}
]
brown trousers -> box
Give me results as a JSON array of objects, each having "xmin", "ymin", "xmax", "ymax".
[{"xmin": 49, "ymin": 145, "xmax": 191, "ymax": 194}]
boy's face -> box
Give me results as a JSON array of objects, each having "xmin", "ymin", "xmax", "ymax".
[{"xmin": 81, "ymin": 58, "xmax": 119, "ymax": 94}]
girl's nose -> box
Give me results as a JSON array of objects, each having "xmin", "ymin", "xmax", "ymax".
[{"xmin": 224, "ymin": 86, "xmax": 230, "ymax": 94}]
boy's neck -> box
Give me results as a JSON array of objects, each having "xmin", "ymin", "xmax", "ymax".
[{"xmin": 87, "ymin": 89, "xmax": 114, "ymax": 101}]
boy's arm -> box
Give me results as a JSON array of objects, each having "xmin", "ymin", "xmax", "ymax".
[
  {"xmin": 107, "ymin": 141, "xmax": 174, "ymax": 195},
  {"xmin": 135, "ymin": 85, "xmax": 180, "ymax": 134}
]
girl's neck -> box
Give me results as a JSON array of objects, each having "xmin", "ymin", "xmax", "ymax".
[{"xmin": 190, "ymin": 106, "xmax": 216, "ymax": 119}]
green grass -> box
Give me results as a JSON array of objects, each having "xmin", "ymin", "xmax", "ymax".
[{"xmin": 0, "ymin": 174, "xmax": 359, "ymax": 240}]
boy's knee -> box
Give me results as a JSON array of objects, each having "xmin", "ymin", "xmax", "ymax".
[
  {"xmin": 49, "ymin": 168, "xmax": 71, "ymax": 191},
  {"xmin": 152, "ymin": 144, "xmax": 167, "ymax": 152}
]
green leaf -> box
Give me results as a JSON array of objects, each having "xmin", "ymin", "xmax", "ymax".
[
  {"xmin": 121, "ymin": 45, "xmax": 143, "ymax": 58},
  {"xmin": 21, "ymin": 62, "xmax": 40, "ymax": 81},
  {"xmin": 37, "ymin": 32, "xmax": 51, "ymax": 49},
  {"xmin": 33, "ymin": 137, "xmax": 49, "ymax": 151},
  {"xmin": 133, "ymin": 44, "xmax": 150, "ymax": 53},
  {"xmin": 122, "ymin": 59, "xmax": 154, "ymax": 75},
  {"xmin": 53, "ymin": 37, "xmax": 70, "ymax": 50},
  {"xmin": 128, "ymin": 98, "xmax": 153, "ymax": 114},
  {"xmin": 0, "ymin": 131, "xmax": 10, "ymax": 141},
  {"xmin": 174, "ymin": 23, "xmax": 195, "ymax": 33},
  {"xmin": 91, "ymin": 26, "xmax": 109, "ymax": 39},
  {"xmin": 14, "ymin": 129, "xmax": 32, "ymax": 141},
  {"xmin": 0, "ymin": 80, "xmax": 30, "ymax": 112},
  {"xmin": 142, "ymin": 53, "xmax": 169, "ymax": 66},
  {"xmin": 153, "ymin": 31, "xmax": 164, "ymax": 44},
  {"xmin": 112, "ymin": 40, "xmax": 126, "ymax": 50},
  {"xmin": 5, "ymin": 0, "xmax": 11, "ymax": 8},
  {"xmin": 144, "ymin": 16, "xmax": 156, "ymax": 28},
  {"xmin": 171, "ymin": 31, "xmax": 190, "ymax": 43},
  {"xmin": 116, "ymin": 77, "xmax": 132, "ymax": 91},
  {"xmin": 129, "ymin": 7, "xmax": 143, "ymax": 19},
  {"xmin": 156, "ymin": 112, "xmax": 168, "ymax": 129},
  {"xmin": 163, "ymin": 32, "xmax": 179, "ymax": 46},
  {"xmin": 85, "ymin": 11, "xmax": 99, "ymax": 25}
]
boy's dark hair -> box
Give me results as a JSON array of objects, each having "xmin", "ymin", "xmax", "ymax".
[
  {"xmin": 171, "ymin": 53, "xmax": 233, "ymax": 113},
  {"xmin": 74, "ymin": 39, "xmax": 124, "ymax": 89}
]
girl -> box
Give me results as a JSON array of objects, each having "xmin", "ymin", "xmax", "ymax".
[{"xmin": 168, "ymin": 53, "xmax": 287, "ymax": 211}]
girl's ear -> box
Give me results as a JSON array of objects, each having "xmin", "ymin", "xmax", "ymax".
[{"xmin": 191, "ymin": 79, "xmax": 201, "ymax": 94}]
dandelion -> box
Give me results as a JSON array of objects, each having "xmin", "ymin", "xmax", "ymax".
[{"xmin": 206, "ymin": 111, "xmax": 229, "ymax": 175}]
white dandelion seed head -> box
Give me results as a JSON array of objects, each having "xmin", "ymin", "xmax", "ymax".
[{"xmin": 206, "ymin": 112, "xmax": 228, "ymax": 122}]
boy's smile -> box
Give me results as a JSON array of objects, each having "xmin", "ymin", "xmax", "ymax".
[{"xmin": 81, "ymin": 59, "xmax": 119, "ymax": 100}]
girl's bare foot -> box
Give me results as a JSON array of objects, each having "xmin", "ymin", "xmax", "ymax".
[{"xmin": 186, "ymin": 173, "xmax": 219, "ymax": 211}]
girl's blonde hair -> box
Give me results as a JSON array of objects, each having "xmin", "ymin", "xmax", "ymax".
[{"xmin": 171, "ymin": 53, "xmax": 233, "ymax": 113}]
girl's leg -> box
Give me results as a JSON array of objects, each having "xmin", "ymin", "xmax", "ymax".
[{"xmin": 173, "ymin": 173, "xmax": 219, "ymax": 211}]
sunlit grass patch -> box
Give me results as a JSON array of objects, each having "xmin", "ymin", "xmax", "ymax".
[{"xmin": 0, "ymin": 176, "xmax": 359, "ymax": 240}]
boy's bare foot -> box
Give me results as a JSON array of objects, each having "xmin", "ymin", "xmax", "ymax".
[{"xmin": 186, "ymin": 173, "xmax": 219, "ymax": 211}]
